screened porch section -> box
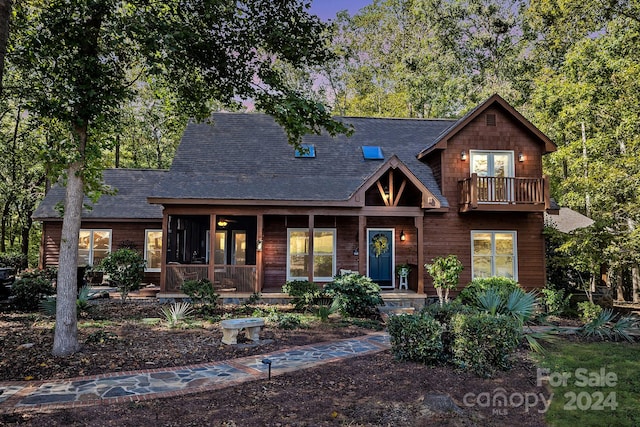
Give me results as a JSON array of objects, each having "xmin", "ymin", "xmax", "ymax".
[{"xmin": 165, "ymin": 215, "xmax": 258, "ymax": 293}]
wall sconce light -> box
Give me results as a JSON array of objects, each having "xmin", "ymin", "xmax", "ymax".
[
  {"xmin": 217, "ymin": 219, "xmax": 228, "ymax": 227},
  {"xmin": 257, "ymin": 239, "xmax": 263, "ymax": 251},
  {"xmin": 400, "ymin": 230, "xmax": 406, "ymax": 241},
  {"xmin": 383, "ymin": 185, "xmax": 390, "ymax": 200},
  {"xmin": 353, "ymin": 247, "xmax": 359, "ymax": 256},
  {"xmin": 460, "ymin": 150, "xmax": 467, "ymax": 161},
  {"xmin": 518, "ymin": 152, "xmax": 525, "ymax": 162}
]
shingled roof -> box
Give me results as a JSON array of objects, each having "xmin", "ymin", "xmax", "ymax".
[
  {"xmin": 33, "ymin": 169, "xmax": 166, "ymax": 221},
  {"xmin": 149, "ymin": 113, "xmax": 455, "ymax": 207}
]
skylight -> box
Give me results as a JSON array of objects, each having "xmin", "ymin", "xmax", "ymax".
[
  {"xmin": 362, "ymin": 146, "xmax": 384, "ymax": 160},
  {"xmin": 295, "ymin": 144, "xmax": 316, "ymax": 158}
]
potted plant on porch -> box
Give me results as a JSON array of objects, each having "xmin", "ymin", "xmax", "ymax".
[{"xmin": 395, "ymin": 263, "xmax": 411, "ymax": 279}]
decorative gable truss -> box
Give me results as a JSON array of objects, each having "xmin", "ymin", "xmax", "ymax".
[{"xmin": 349, "ymin": 155, "xmax": 441, "ymax": 210}]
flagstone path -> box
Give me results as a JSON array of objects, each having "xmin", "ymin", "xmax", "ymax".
[{"xmin": 0, "ymin": 332, "xmax": 390, "ymax": 414}]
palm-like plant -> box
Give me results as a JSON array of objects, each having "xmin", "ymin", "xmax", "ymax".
[
  {"xmin": 581, "ymin": 308, "xmax": 637, "ymax": 342},
  {"xmin": 473, "ymin": 287, "xmax": 547, "ymax": 352},
  {"xmin": 161, "ymin": 301, "xmax": 194, "ymax": 327}
]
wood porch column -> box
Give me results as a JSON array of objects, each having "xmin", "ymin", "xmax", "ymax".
[
  {"xmin": 160, "ymin": 209, "xmax": 169, "ymax": 292},
  {"xmin": 209, "ymin": 214, "xmax": 216, "ymax": 286},
  {"xmin": 307, "ymin": 214, "xmax": 314, "ymax": 283},
  {"xmin": 256, "ymin": 214, "xmax": 263, "ymax": 292},
  {"xmin": 415, "ymin": 215, "xmax": 424, "ymax": 294},
  {"xmin": 358, "ymin": 215, "xmax": 367, "ymax": 275}
]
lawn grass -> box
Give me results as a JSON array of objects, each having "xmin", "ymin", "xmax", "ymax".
[{"xmin": 534, "ymin": 340, "xmax": 640, "ymax": 427}]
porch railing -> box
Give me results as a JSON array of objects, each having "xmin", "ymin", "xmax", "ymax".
[
  {"xmin": 165, "ymin": 264, "xmax": 257, "ymax": 293},
  {"xmin": 458, "ymin": 174, "xmax": 549, "ymax": 212}
]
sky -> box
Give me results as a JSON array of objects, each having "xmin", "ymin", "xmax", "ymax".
[{"xmin": 309, "ymin": 0, "xmax": 372, "ymax": 21}]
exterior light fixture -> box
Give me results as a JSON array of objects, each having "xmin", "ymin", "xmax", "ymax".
[
  {"xmin": 518, "ymin": 152, "xmax": 525, "ymax": 162},
  {"xmin": 400, "ymin": 230, "xmax": 406, "ymax": 241},
  {"xmin": 460, "ymin": 150, "xmax": 467, "ymax": 161},
  {"xmin": 257, "ymin": 239, "xmax": 263, "ymax": 251},
  {"xmin": 217, "ymin": 219, "xmax": 228, "ymax": 227},
  {"xmin": 353, "ymin": 247, "xmax": 359, "ymax": 256}
]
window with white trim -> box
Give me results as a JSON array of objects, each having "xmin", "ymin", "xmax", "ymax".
[
  {"xmin": 78, "ymin": 229, "xmax": 112, "ymax": 266},
  {"xmin": 287, "ymin": 228, "xmax": 336, "ymax": 281},
  {"xmin": 471, "ymin": 231, "xmax": 517, "ymax": 279},
  {"xmin": 144, "ymin": 230, "xmax": 162, "ymax": 272}
]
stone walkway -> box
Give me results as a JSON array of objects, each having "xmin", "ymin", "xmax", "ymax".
[{"xmin": 0, "ymin": 332, "xmax": 390, "ymax": 414}]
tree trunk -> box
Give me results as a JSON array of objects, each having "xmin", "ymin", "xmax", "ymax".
[
  {"xmin": 616, "ymin": 272, "xmax": 625, "ymax": 302},
  {"xmin": 632, "ymin": 265, "xmax": 640, "ymax": 304},
  {"xmin": 0, "ymin": 0, "xmax": 11, "ymax": 95},
  {"xmin": 0, "ymin": 200, "xmax": 8, "ymax": 252},
  {"xmin": 52, "ymin": 126, "xmax": 87, "ymax": 356}
]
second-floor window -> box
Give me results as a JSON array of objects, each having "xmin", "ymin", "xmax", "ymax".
[{"xmin": 470, "ymin": 150, "xmax": 514, "ymax": 202}]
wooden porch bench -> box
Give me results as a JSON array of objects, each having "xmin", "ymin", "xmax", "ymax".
[{"xmin": 220, "ymin": 317, "xmax": 265, "ymax": 344}]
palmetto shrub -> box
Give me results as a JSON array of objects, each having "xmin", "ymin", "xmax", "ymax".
[{"xmin": 457, "ymin": 276, "xmax": 520, "ymax": 306}]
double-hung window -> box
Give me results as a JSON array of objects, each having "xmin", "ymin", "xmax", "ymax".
[
  {"xmin": 144, "ymin": 230, "xmax": 163, "ymax": 272},
  {"xmin": 287, "ymin": 228, "xmax": 336, "ymax": 281},
  {"xmin": 471, "ymin": 231, "xmax": 517, "ymax": 279},
  {"xmin": 78, "ymin": 229, "xmax": 112, "ymax": 266}
]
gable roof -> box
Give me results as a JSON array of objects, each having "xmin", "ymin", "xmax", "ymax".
[
  {"xmin": 417, "ymin": 94, "xmax": 557, "ymax": 159},
  {"xmin": 33, "ymin": 169, "xmax": 166, "ymax": 221},
  {"xmin": 148, "ymin": 113, "xmax": 455, "ymax": 207}
]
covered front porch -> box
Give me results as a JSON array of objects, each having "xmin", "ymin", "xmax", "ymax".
[{"xmin": 158, "ymin": 208, "xmax": 428, "ymax": 296}]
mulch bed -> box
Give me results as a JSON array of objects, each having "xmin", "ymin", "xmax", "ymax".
[{"xmin": 0, "ymin": 299, "xmax": 550, "ymax": 426}]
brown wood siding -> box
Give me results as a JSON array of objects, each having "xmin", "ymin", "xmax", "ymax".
[
  {"xmin": 423, "ymin": 211, "xmax": 545, "ymax": 295},
  {"xmin": 415, "ymin": 106, "xmax": 548, "ymax": 295},
  {"xmin": 263, "ymin": 215, "xmax": 377, "ymax": 288},
  {"xmin": 41, "ymin": 220, "xmax": 162, "ymax": 284},
  {"xmin": 443, "ymin": 107, "xmax": 545, "ymax": 206}
]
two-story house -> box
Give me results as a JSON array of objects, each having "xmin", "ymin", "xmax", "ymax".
[{"xmin": 34, "ymin": 94, "xmax": 556, "ymax": 301}]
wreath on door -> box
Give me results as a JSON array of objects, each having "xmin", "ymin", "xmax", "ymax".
[{"xmin": 371, "ymin": 233, "xmax": 389, "ymax": 257}]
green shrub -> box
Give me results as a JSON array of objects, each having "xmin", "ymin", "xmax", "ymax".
[
  {"xmin": 0, "ymin": 252, "xmax": 27, "ymax": 270},
  {"xmin": 100, "ymin": 248, "xmax": 145, "ymax": 303},
  {"xmin": 451, "ymin": 312, "xmax": 522, "ymax": 377},
  {"xmin": 457, "ymin": 276, "xmax": 520, "ymax": 305},
  {"xmin": 181, "ymin": 278, "xmax": 219, "ymax": 313},
  {"xmin": 387, "ymin": 314, "xmax": 443, "ymax": 363},
  {"xmin": 11, "ymin": 276, "xmax": 55, "ymax": 311},
  {"xmin": 541, "ymin": 285, "xmax": 570, "ymax": 315},
  {"xmin": 578, "ymin": 300, "xmax": 602, "ymax": 323},
  {"xmin": 274, "ymin": 312, "xmax": 303, "ymax": 329},
  {"xmin": 324, "ymin": 273, "xmax": 383, "ymax": 317},
  {"xmin": 421, "ymin": 301, "xmax": 477, "ymax": 358},
  {"xmin": 282, "ymin": 280, "xmax": 322, "ymax": 310}
]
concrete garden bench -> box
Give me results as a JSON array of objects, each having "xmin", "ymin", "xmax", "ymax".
[{"xmin": 220, "ymin": 317, "xmax": 265, "ymax": 345}]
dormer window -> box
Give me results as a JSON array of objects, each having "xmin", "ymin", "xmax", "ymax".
[
  {"xmin": 295, "ymin": 144, "xmax": 316, "ymax": 158},
  {"xmin": 362, "ymin": 146, "xmax": 384, "ymax": 160}
]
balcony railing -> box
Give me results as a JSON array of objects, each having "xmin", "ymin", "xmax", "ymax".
[
  {"xmin": 165, "ymin": 264, "xmax": 257, "ymax": 293},
  {"xmin": 458, "ymin": 174, "xmax": 550, "ymax": 212}
]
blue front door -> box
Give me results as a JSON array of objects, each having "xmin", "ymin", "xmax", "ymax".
[{"xmin": 368, "ymin": 229, "xmax": 394, "ymax": 289}]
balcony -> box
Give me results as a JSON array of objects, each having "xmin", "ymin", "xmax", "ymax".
[{"xmin": 458, "ymin": 174, "xmax": 550, "ymax": 213}]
